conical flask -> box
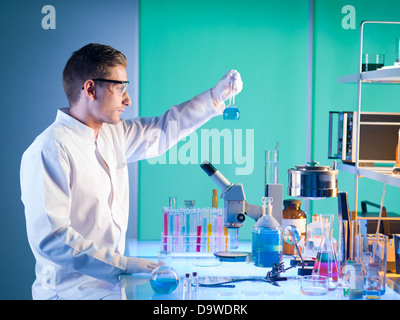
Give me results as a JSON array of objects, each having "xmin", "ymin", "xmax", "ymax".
[{"xmin": 312, "ymin": 214, "xmax": 339, "ymax": 290}]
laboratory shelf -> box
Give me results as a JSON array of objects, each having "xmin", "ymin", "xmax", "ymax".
[
  {"xmin": 337, "ymin": 162, "xmax": 400, "ymax": 188},
  {"xmin": 337, "ymin": 67, "xmax": 400, "ymax": 84},
  {"xmin": 336, "ymin": 21, "xmax": 400, "ymax": 213}
]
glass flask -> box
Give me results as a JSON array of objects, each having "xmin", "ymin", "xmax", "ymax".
[
  {"xmin": 312, "ymin": 214, "xmax": 339, "ymax": 290},
  {"xmin": 150, "ymin": 265, "xmax": 179, "ymax": 294},
  {"xmin": 392, "ymin": 129, "xmax": 400, "ymax": 175},
  {"xmin": 304, "ymin": 214, "xmax": 322, "ymax": 260},
  {"xmin": 251, "ymin": 197, "xmax": 283, "ymax": 267},
  {"xmin": 223, "ymin": 106, "xmax": 240, "ymax": 120},
  {"xmin": 223, "ymin": 75, "xmax": 240, "ymax": 120}
]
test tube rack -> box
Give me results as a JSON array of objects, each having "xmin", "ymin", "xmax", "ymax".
[
  {"xmin": 161, "ymin": 207, "xmax": 230, "ymax": 253},
  {"xmin": 161, "ymin": 233, "xmax": 230, "ymax": 253}
]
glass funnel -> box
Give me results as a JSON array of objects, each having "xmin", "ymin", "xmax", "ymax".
[{"xmin": 312, "ymin": 214, "xmax": 339, "ymax": 290}]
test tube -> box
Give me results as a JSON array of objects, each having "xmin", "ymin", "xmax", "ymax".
[
  {"xmin": 196, "ymin": 225, "xmax": 202, "ymax": 252},
  {"xmin": 217, "ymin": 209, "xmax": 223, "ymax": 251},
  {"xmin": 185, "ymin": 209, "xmax": 190, "ymax": 252},
  {"xmin": 265, "ymin": 148, "xmax": 279, "ymax": 185},
  {"xmin": 202, "ymin": 210, "xmax": 208, "ymax": 252},
  {"xmin": 163, "ymin": 207, "xmax": 169, "ymax": 251},
  {"xmin": 168, "ymin": 210, "xmax": 174, "ymax": 251}
]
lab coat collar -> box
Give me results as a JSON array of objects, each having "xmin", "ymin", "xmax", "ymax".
[{"xmin": 56, "ymin": 108, "xmax": 96, "ymax": 141}]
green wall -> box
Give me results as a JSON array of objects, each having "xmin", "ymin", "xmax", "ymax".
[
  {"xmin": 138, "ymin": 0, "xmax": 400, "ymax": 240},
  {"xmin": 312, "ymin": 0, "xmax": 400, "ymax": 224}
]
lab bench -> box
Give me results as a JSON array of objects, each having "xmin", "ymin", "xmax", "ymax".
[{"xmin": 120, "ymin": 240, "xmax": 400, "ymax": 300}]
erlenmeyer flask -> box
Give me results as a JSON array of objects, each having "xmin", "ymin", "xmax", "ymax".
[
  {"xmin": 223, "ymin": 75, "xmax": 240, "ymax": 120},
  {"xmin": 312, "ymin": 214, "xmax": 339, "ymax": 290}
]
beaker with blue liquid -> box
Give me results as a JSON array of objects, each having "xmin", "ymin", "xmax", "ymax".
[{"xmin": 223, "ymin": 75, "xmax": 240, "ymax": 120}]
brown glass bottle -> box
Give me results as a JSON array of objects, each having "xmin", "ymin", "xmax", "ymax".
[{"xmin": 282, "ymin": 199, "xmax": 306, "ymax": 255}]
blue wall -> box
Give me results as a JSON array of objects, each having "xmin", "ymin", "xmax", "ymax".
[
  {"xmin": 1, "ymin": 0, "xmax": 400, "ymax": 299},
  {"xmin": 0, "ymin": 0, "xmax": 138, "ymax": 299}
]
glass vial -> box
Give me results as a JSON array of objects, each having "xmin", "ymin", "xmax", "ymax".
[
  {"xmin": 212, "ymin": 189, "xmax": 218, "ymax": 208},
  {"xmin": 282, "ymin": 200, "xmax": 306, "ymax": 255},
  {"xmin": 169, "ymin": 196, "xmax": 177, "ymax": 209},
  {"xmin": 184, "ymin": 200, "xmax": 195, "ymax": 209},
  {"xmin": 183, "ymin": 273, "xmax": 191, "ymax": 300}
]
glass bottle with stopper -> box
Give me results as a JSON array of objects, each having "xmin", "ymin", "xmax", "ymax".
[{"xmin": 251, "ymin": 197, "xmax": 282, "ymax": 267}]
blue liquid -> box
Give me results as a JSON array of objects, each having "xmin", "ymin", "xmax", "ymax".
[
  {"xmin": 365, "ymin": 290, "xmax": 380, "ymax": 300},
  {"xmin": 150, "ymin": 278, "xmax": 179, "ymax": 294},
  {"xmin": 223, "ymin": 107, "xmax": 240, "ymax": 120},
  {"xmin": 251, "ymin": 228, "xmax": 282, "ymax": 268}
]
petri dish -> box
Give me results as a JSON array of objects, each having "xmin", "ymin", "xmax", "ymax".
[
  {"xmin": 300, "ymin": 275, "xmax": 328, "ymax": 296},
  {"xmin": 213, "ymin": 251, "xmax": 250, "ymax": 262}
]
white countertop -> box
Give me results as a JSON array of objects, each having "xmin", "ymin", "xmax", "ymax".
[{"xmin": 120, "ymin": 239, "xmax": 400, "ymax": 300}]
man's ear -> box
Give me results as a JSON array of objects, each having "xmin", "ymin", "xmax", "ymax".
[{"xmin": 82, "ymin": 80, "xmax": 96, "ymax": 101}]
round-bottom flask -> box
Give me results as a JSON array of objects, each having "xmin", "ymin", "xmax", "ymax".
[{"xmin": 150, "ymin": 265, "xmax": 179, "ymax": 294}]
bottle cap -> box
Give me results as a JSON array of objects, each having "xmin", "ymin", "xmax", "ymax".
[{"xmin": 284, "ymin": 199, "xmax": 301, "ymax": 207}]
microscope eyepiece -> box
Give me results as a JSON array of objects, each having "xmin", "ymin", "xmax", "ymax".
[
  {"xmin": 200, "ymin": 161, "xmax": 216, "ymax": 176},
  {"xmin": 200, "ymin": 161, "xmax": 231, "ymax": 191}
]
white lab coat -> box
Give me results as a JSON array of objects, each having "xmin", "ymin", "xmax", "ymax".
[{"xmin": 20, "ymin": 89, "xmax": 222, "ymax": 300}]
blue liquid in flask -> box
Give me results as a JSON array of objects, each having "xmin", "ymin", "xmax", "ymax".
[
  {"xmin": 150, "ymin": 266, "xmax": 179, "ymax": 294},
  {"xmin": 251, "ymin": 228, "xmax": 282, "ymax": 268},
  {"xmin": 150, "ymin": 278, "xmax": 179, "ymax": 294},
  {"xmin": 223, "ymin": 106, "xmax": 240, "ymax": 120}
]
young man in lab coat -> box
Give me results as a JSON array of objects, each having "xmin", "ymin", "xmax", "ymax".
[{"xmin": 20, "ymin": 43, "xmax": 242, "ymax": 300}]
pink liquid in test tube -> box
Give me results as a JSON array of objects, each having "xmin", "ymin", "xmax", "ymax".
[
  {"xmin": 163, "ymin": 211, "xmax": 168, "ymax": 251},
  {"xmin": 196, "ymin": 226, "xmax": 202, "ymax": 252}
]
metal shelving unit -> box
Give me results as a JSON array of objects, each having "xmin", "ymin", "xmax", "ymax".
[
  {"xmin": 337, "ymin": 21, "xmax": 400, "ymax": 213},
  {"xmin": 338, "ymin": 67, "xmax": 400, "ymax": 84},
  {"xmin": 337, "ymin": 162, "xmax": 400, "ymax": 188}
]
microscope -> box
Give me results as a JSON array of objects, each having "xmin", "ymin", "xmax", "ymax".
[{"xmin": 200, "ymin": 161, "xmax": 282, "ymax": 229}]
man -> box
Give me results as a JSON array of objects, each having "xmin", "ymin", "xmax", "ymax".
[{"xmin": 20, "ymin": 43, "xmax": 242, "ymax": 300}]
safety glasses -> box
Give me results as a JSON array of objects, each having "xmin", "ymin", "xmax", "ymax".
[{"xmin": 82, "ymin": 78, "xmax": 130, "ymax": 96}]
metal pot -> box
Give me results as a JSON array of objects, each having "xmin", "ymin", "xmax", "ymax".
[{"xmin": 288, "ymin": 161, "xmax": 338, "ymax": 199}]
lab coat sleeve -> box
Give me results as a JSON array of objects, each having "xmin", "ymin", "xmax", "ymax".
[
  {"xmin": 20, "ymin": 147, "xmax": 127, "ymax": 284},
  {"xmin": 123, "ymin": 89, "xmax": 222, "ymax": 162}
]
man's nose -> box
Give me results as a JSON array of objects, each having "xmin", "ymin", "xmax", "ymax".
[{"xmin": 123, "ymin": 92, "xmax": 131, "ymax": 106}]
